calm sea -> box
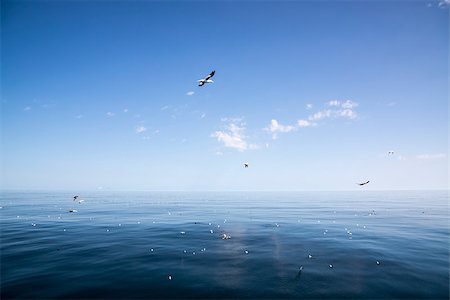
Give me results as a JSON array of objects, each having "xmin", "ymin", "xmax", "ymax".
[{"xmin": 0, "ymin": 191, "xmax": 448, "ymax": 299}]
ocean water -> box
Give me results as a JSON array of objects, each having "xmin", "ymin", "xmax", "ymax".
[{"xmin": 0, "ymin": 191, "xmax": 448, "ymax": 299}]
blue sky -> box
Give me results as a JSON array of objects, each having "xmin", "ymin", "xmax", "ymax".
[{"xmin": 1, "ymin": 0, "xmax": 448, "ymax": 191}]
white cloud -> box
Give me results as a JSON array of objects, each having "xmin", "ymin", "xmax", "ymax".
[
  {"xmin": 266, "ymin": 119, "xmax": 296, "ymax": 139},
  {"xmin": 186, "ymin": 91, "xmax": 195, "ymax": 96},
  {"xmin": 265, "ymin": 100, "xmax": 359, "ymax": 140},
  {"xmin": 339, "ymin": 108, "xmax": 357, "ymax": 119},
  {"xmin": 328, "ymin": 100, "xmax": 340, "ymax": 107},
  {"xmin": 212, "ymin": 119, "xmax": 256, "ymax": 152},
  {"xmin": 24, "ymin": 106, "xmax": 31, "ymax": 111},
  {"xmin": 123, "ymin": 108, "xmax": 128, "ymax": 113},
  {"xmin": 306, "ymin": 103, "xmax": 313, "ymax": 110},
  {"xmin": 135, "ymin": 125, "xmax": 147, "ymax": 134},
  {"xmin": 161, "ymin": 105, "xmax": 170, "ymax": 111},
  {"xmin": 106, "ymin": 112, "xmax": 115, "ymax": 117},
  {"xmin": 341, "ymin": 100, "xmax": 358, "ymax": 109},
  {"xmin": 297, "ymin": 119, "xmax": 316, "ymax": 127},
  {"xmin": 416, "ymin": 153, "xmax": 446, "ymax": 160},
  {"xmin": 201, "ymin": 113, "xmax": 206, "ymax": 119},
  {"xmin": 308, "ymin": 100, "xmax": 358, "ymax": 121},
  {"xmin": 309, "ymin": 109, "xmax": 332, "ymax": 121}
]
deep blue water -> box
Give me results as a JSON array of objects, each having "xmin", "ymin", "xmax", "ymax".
[{"xmin": 0, "ymin": 191, "xmax": 448, "ymax": 299}]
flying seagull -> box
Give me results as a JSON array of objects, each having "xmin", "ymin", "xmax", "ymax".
[
  {"xmin": 388, "ymin": 151, "xmax": 394, "ymax": 155},
  {"xmin": 73, "ymin": 196, "xmax": 79, "ymax": 201},
  {"xmin": 244, "ymin": 163, "xmax": 249, "ymax": 168},
  {"xmin": 358, "ymin": 181, "xmax": 370, "ymax": 186},
  {"xmin": 198, "ymin": 70, "xmax": 215, "ymax": 86}
]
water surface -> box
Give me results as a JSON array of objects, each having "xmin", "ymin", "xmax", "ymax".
[{"xmin": 1, "ymin": 191, "xmax": 448, "ymax": 299}]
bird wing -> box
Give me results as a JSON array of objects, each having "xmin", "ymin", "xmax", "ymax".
[{"xmin": 205, "ymin": 70, "xmax": 215, "ymax": 80}]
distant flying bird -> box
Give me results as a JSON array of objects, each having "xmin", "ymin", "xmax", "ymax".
[
  {"xmin": 78, "ymin": 200, "xmax": 84, "ymax": 204},
  {"xmin": 358, "ymin": 181, "xmax": 370, "ymax": 186},
  {"xmin": 244, "ymin": 163, "xmax": 249, "ymax": 168},
  {"xmin": 198, "ymin": 70, "xmax": 215, "ymax": 86},
  {"xmin": 73, "ymin": 196, "xmax": 79, "ymax": 201},
  {"xmin": 69, "ymin": 209, "xmax": 78, "ymax": 213},
  {"xmin": 388, "ymin": 151, "xmax": 394, "ymax": 155}
]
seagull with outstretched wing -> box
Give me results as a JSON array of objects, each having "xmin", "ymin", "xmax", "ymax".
[
  {"xmin": 358, "ymin": 181, "xmax": 370, "ymax": 186},
  {"xmin": 198, "ymin": 70, "xmax": 215, "ymax": 86}
]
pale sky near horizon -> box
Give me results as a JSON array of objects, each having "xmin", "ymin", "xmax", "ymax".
[{"xmin": 1, "ymin": 0, "xmax": 448, "ymax": 191}]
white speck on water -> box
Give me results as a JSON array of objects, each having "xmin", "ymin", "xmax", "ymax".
[
  {"xmin": 31, "ymin": 223, "xmax": 36, "ymax": 227},
  {"xmin": 208, "ymin": 222, "xmax": 212, "ymax": 226},
  {"xmin": 118, "ymin": 224, "xmax": 122, "ymax": 227},
  {"xmin": 210, "ymin": 229, "xmax": 214, "ymax": 234},
  {"xmin": 363, "ymin": 226, "xmax": 366, "ymax": 229},
  {"xmin": 376, "ymin": 261, "xmax": 380, "ymax": 265},
  {"xmin": 192, "ymin": 252, "xmax": 196, "ymax": 255},
  {"xmin": 63, "ymin": 229, "xmax": 66, "ymax": 232},
  {"xmin": 137, "ymin": 221, "xmax": 141, "ymax": 224},
  {"xmin": 329, "ymin": 264, "xmax": 333, "ymax": 268},
  {"xmin": 106, "ymin": 229, "xmax": 110, "ymax": 232},
  {"xmin": 168, "ymin": 275, "xmax": 172, "ymax": 280},
  {"xmin": 150, "ymin": 248, "xmax": 154, "ymax": 252},
  {"xmin": 217, "ymin": 225, "xmax": 220, "ymax": 228},
  {"xmin": 180, "ymin": 231, "xmax": 186, "ymax": 234},
  {"xmin": 245, "ymin": 250, "xmax": 249, "ymax": 254},
  {"xmin": 183, "ymin": 250, "xmax": 187, "ymax": 254},
  {"xmin": 308, "ymin": 254, "xmax": 312, "ymax": 259}
]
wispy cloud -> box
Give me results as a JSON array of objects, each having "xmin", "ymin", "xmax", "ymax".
[
  {"xmin": 438, "ymin": 0, "xmax": 450, "ymax": 8},
  {"xmin": 265, "ymin": 119, "xmax": 296, "ymax": 139},
  {"xmin": 328, "ymin": 100, "xmax": 340, "ymax": 107},
  {"xmin": 309, "ymin": 100, "xmax": 358, "ymax": 121},
  {"xmin": 306, "ymin": 103, "xmax": 313, "ymax": 110},
  {"xmin": 24, "ymin": 106, "xmax": 31, "ymax": 111},
  {"xmin": 212, "ymin": 118, "xmax": 257, "ymax": 152},
  {"xmin": 186, "ymin": 91, "xmax": 195, "ymax": 96},
  {"xmin": 135, "ymin": 125, "xmax": 147, "ymax": 134},
  {"xmin": 123, "ymin": 108, "xmax": 129, "ymax": 113},
  {"xmin": 416, "ymin": 153, "xmax": 446, "ymax": 160},
  {"xmin": 309, "ymin": 109, "xmax": 332, "ymax": 121},
  {"xmin": 265, "ymin": 100, "xmax": 359, "ymax": 139},
  {"xmin": 297, "ymin": 119, "xmax": 316, "ymax": 127},
  {"xmin": 106, "ymin": 112, "xmax": 115, "ymax": 117}
]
